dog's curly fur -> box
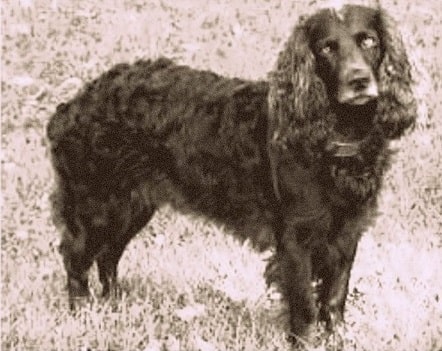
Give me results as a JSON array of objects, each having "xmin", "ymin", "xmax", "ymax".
[{"xmin": 47, "ymin": 4, "xmax": 416, "ymax": 343}]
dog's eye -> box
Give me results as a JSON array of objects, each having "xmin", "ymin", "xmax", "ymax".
[
  {"xmin": 360, "ymin": 36, "xmax": 377, "ymax": 50},
  {"xmin": 317, "ymin": 39, "xmax": 338, "ymax": 56},
  {"xmin": 320, "ymin": 42, "xmax": 338, "ymax": 55},
  {"xmin": 321, "ymin": 46, "xmax": 332, "ymax": 55}
]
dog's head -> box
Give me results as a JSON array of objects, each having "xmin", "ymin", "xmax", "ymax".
[{"xmin": 268, "ymin": 5, "xmax": 417, "ymax": 163}]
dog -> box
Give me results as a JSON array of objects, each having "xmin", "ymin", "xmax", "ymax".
[{"xmin": 47, "ymin": 4, "xmax": 416, "ymax": 343}]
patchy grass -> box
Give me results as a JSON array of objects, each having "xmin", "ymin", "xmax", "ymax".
[{"xmin": 1, "ymin": 0, "xmax": 441, "ymax": 350}]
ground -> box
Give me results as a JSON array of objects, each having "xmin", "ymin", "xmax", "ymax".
[{"xmin": 1, "ymin": 0, "xmax": 441, "ymax": 350}]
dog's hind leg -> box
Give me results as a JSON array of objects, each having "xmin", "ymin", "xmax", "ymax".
[
  {"xmin": 95, "ymin": 188, "xmax": 155, "ymax": 298},
  {"xmin": 55, "ymin": 186, "xmax": 154, "ymax": 307},
  {"xmin": 58, "ymin": 224, "xmax": 94, "ymax": 309},
  {"xmin": 55, "ymin": 190, "xmax": 113, "ymax": 308}
]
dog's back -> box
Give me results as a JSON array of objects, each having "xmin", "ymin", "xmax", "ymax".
[
  {"xmin": 47, "ymin": 57, "xmax": 273, "ymax": 223},
  {"xmin": 47, "ymin": 58, "xmax": 276, "ymax": 303}
]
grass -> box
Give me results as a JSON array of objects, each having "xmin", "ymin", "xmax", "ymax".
[{"xmin": 1, "ymin": 0, "xmax": 441, "ymax": 350}]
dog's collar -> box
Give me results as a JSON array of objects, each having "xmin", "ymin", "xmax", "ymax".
[{"xmin": 326, "ymin": 141, "xmax": 361, "ymax": 157}]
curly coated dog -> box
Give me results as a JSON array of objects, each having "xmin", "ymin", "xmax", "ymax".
[{"xmin": 47, "ymin": 4, "xmax": 416, "ymax": 343}]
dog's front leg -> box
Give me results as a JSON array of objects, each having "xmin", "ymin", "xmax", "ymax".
[
  {"xmin": 266, "ymin": 215, "xmax": 321, "ymax": 344},
  {"xmin": 318, "ymin": 225, "xmax": 361, "ymax": 331},
  {"xmin": 267, "ymin": 159, "xmax": 328, "ymax": 342},
  {"xmin": 281, "ymin": 227, "xmax": 319, "ymax": 340}
]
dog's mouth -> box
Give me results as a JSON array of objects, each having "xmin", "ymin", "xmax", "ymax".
[
  {"xmin": 344, "ymin": 94, "xmax": 377, "ymax": 106},
  {"xmin": 337, "ymin": 72, "xmax": 379, "ymax": 106}
]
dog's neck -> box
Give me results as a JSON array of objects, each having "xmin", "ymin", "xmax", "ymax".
[{"xmin": 327, "ymin": 100, "xmax": 379, "ymax": 156}]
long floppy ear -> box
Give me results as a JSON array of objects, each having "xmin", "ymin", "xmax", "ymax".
[
  {"xmin": 376, "ymin": 9, "xmax": 417, "ymax": 139},
  {"xmin": 268, "ymin": 15, "xmax": 330, "ymax": 161}
]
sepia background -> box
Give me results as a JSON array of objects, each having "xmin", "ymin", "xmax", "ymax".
[{"xmin": 2, "ymin": 0, "xmax": 441, "ymax": 350}]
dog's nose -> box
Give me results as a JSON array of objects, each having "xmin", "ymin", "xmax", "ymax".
[{"xmin": 338, "ymin": 66, "xmax": 378, "ymax": 104}]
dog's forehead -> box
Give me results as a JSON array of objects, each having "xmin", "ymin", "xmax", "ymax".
[
  {"xmin": 342, "ymin": 6, "xmax": 379, "ymax": 30},
  {"xmin": 307, "ymin": 6, "xmax": 379, "ymax": 39},
  {"xmin": 306, "ymin": 10, "xmax": 340, "ymax": 39}
]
